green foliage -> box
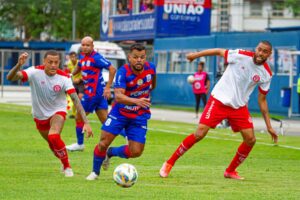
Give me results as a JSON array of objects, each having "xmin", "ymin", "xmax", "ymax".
[
  {"xmin": 285, "ymin": 0, "xmax": 300, "ymax": 15},
  {"xmin": 1, "ymin": 103, "xmax": 300, "ymax": 199},
  {"xmin": 0, "ymin": 0, "xmax": 100, "ymax": 40}
]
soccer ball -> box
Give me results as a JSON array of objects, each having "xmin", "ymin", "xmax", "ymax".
[
  {"xmin": 113, "ymin": 163, "xmax": 138, "ymax": 188},
  {"xmin": 187, "ymin": 75, "xmax": 195, "ymax": 84}
]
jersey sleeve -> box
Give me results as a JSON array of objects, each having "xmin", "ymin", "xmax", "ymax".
[
  {"xmin": 20, "ymin": 66, "xmax": 35, "ymax": 82},
  {"xmin": 258, "ymin": 79, "xmax": 271, "ymax": 95},
  {"xmin": 95, "ymin": 54, "xmax": 112, "ymax": 70},
  {"xmin": 64, "ymin": 77, "xmax": 76, "ymax": 94},
  {"xmin": 114, "ymin": 68, "xmax": 126, "ymax": 89},
  {"xmin": 226, "ymin": 49, "xmax": 239, "ymax": 64}
]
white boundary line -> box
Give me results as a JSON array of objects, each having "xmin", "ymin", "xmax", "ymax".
[{"xmin": 149, "ymin": 127, "xmax": 300, "ymax": 151}]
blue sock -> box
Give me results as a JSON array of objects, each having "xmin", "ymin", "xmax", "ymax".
[
  {"xmin": 76, "ymin": 126, "xmax": 84, "ymax": 145},
  {"xmin": 119, "ymin": 129, "xmax": 126, "ymax": 138},
  {"xmin": 93, "ymin": 146, "xmax": 106, "ymax": 175},
  {"xmin": 107, "ymin": 145, "xmax": 130, "ymax": 159}
]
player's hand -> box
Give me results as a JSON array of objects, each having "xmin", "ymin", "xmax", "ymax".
[
  {"xmin": 135, "ymin": 98, "xmax": 151, "ymax": 108},
  {"xmin": 72, "ymin": 78, "xmax": 80, "ymax": 84},
  {"xmin": 267, "ymin": 127, "xmax": 278, "ymax": 144},
  {"xmin": 103, "ymin": 87, "xmax": 111, "ymax": 100},
  {"xmin": 83, "ymin": 123, "xmax": 93, "ymax": 138},
  {"xmin": 186, "ymin": 53, "xmax": 197, "ymax": 62},
  {"xmin": 18, "ymin": 52, "xmax": 29, "ymax": 66}
]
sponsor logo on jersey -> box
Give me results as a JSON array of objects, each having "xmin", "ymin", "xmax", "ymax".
[
  {"xmin": 252, "ymin": 74, "xmax": 260, "ymax": 82},
  {"xmin": 146, "ymin": 74, "xmax": 151, "ymax": 82},
  {"xmin": 53, "ymin": 85, "xmax": 62, "ymax": 92}
]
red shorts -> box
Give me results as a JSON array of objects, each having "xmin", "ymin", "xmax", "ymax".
[
  {"xmin": 34, "ymin": 112, "xmax": 66, "ymax": 131},
  {"xmin": 200, "ymin": 96, "xmax": 253, "ymax": 132}
]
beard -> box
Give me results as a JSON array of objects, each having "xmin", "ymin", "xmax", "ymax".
[
  {"xmin": 253, "ymin": 55, "xmax": 267, "ymax": 65},
  {"xmin": 133, "ymin": 64, "xmax": 143, "ymax": 71}
]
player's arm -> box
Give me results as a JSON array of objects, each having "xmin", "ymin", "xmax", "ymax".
[
  {"xmin": 186, "ymin": 48, "xmax": 226, "ymax": 62},
  {"xmin": 103, "ymin": 65, "xmax": 116, "ymax": 99},
  {"xmin": 205, "ymin": 76, "xmax": 210, "ymax": 94},
  {"xmin": 69, "ymin": 92, "xmax": 93, "ymax": 138},
  {"xmin": 151, "ymin": 74, "xmax": 156, "ymax": 90},
  {"xmin": 72, "ymin": 64, "xmax": 81, "ymax": 76},
  {"xmin": 258, "ymin": 92, "xmax": 278, "ymax": 144},
  {"xmin": 115, "ymin": 88, "xmax": 151, "ymax": 108},
  {"xmin": 6, "ymin": 52, "xmax": 28, "ymax": 81}
]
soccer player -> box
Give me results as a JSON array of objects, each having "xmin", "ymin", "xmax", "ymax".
[
  {"xmin": 192, "ymin": 61, "xmax": 210, "ymax": 118},
  {"xmin": 86, "ymin": 43, "xmax": 156, "ymax": 180},
  {"xmin": 160, "ymin": 41, "xmax": 278, "ymax": 180},
  {"xmin": 66, "ymin": 36, "xmax": 116, "ymax": 151},
  {"xmin": 7, "ymin": 51, "xmax": 93, "ymax": 177},
  {"xmin": 66, "ymin": 51, "xmax": 84, "ymax": 119}
]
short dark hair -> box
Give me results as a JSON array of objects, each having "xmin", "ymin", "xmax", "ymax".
[
  {"xmin": 44, "ymin": 50, "xmax": 60, "ymax": 59},
  {"xmin": 69, "ymin": 51, "xmax": 77, "ymax": 56},
  {"xmin": 130, "ymin": 43, "xmax": 146, "ymax": 52},
  {"xmin": 198, "ymin": 61, "xmax": 205, "ymax": 67},
  {"xmin": 260, "ymin": 40, "xmax": 272, "ymax": 49}
]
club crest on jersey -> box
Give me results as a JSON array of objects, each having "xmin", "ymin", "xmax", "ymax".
[
  {"xmin": 252, "ymin": 74, "xmax": 260, "ymax": 82},
  {"xmin": 53, "ymin": 85, "xmax": 62, "ymax": 92},
  {"xmin": 137, "ymin": 79, "xmax": 143, "ymax": 85}
]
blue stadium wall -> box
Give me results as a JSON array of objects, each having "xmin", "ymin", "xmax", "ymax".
[{"xmin": 152, "ymin": 31, "xmax": 300, "ymax": 115}]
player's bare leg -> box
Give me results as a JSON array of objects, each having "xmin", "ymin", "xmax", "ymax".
[
  {"xmin": 86, "ymin": 130, "xmax": 116, "ymax": 180},
  {"xmin": 47, "ymin": 114, "xmax": 73, "ymax": 177},
  {"xmin": 95, "ymin": 109, "xmax": 108, "ymax": 124},
  {"xmin": 224, "ymin": 128, "xmax": 256, "ymax": 180},
  {"xmin": 66, "ymin": 111, "xmax": 90, "ymax": 151},
  {"xmin": 160, "ymin": 123, "xmax": 210, "ymax": 178}
]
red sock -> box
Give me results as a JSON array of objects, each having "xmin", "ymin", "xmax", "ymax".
[
  {"xmin": 48, "ymin": 134, "xmax": 70, "ymax": 169},
  {"xmin": 226, "ymin": 142, "xmax": 253, "ymax": 172},
  {"xmin": 167, "ymin": 134, "xmax": 197, "ymax": 166}
]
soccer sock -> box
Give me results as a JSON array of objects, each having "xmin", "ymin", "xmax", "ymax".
[
  {"xmin": 76, "ymin": 121, "xmax": 84, "ymax": 145},
  {"xmin": 167, "ymin": 134, "xmax": 197, "ymax": 166},
  {"xmin": 93, "ymin": 145, "xmax": 106, "ymax": 175},
  {"xmin": 107, "ymin": 145, "xmax": 131, "ymax": 159},
  {"xmin": 226, "ymin": 142, "xmax": 253, "ymax": 172},
  {"xmin": 48, "ymin": 134, "xmax": 70, "ymax": 169}
]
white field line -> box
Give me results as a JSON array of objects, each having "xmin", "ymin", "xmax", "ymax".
[{"xmin": 149, "ymin": 127, "xmax": 300, "ymax": 151}]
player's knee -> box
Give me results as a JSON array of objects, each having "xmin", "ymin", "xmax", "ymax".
[
  {"xmin": 98, "ymin": 141, "xmax": 109, "ymax": 151},
  {"xmin": 194, "ymin": 125, "xmax": 209, "ymax": 141},
  {"xmin": 129, "ymin": 149, "xmax": 143, "ymax": 158},
  {"xmin": 245, "ymin": 137, "xmax": 256, "ymax": 146}
]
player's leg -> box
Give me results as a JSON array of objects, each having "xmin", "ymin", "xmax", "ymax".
[
  {"xmin": 224, "ymin": 106, "xmax": 254, "ymax": 180},
  {"xmin": 66, "ymin": 97, "xmax": 90, "ymax": 151},
  {"xmin": 159, "ymin": 123, "xmax": 210, "ymax": 178},
  {"xmin": 95, "ymin": 109, "xmax": 108, "ymax": 124},
  {"xmin": 47, "ymin": 113, "xmax": 73, "ymax": 177},
  {"xmin": 86, "ymin": 130, "xmax": 117, "ymax": 180},
  {"xmin": 201, "ymin": 93, "xmax": 207, "ymax": 107},
  {"xmin": 194, "ymin": 93, "xmax": 201, "ymax": 118},
  {"xmin": 160, "ymin": 96, "xmax": 225, "ymax": 178}
]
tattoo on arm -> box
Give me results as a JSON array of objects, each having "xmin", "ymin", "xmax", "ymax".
[{"xmin": 70, "ymin": 93, "xmax": 89, "ymax": 123}]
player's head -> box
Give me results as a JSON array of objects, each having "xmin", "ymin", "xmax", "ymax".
[
  {"xmin": 43, "ymin": 50, "xmax": 61, "ymax": 76},
  {"xmin": 198, "ymin": 61, "xmax": 205, "ymax": 72},
  {"xmin": 128, "ymin": 43, "xmax": 146, "ymax": 72},
  {"xmin": 81, "ymin": 36, "xmax": 94, "ymax": 55},
  {"xmin": 253, "ymin": 40, "xmax": 272, "ymax": 65},
  {"xmin": 69, "ymin": 51, "xmax": 77, "ymax": 63}
]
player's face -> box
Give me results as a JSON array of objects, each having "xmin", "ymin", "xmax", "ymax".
[
  {"xmin": 81, "ymin": 40, "xmax": 94, "ymax": 55},
  {"xmin": 253, "ymin": 43, "xmax": 272, "ymax": 65},
  {"xmin": 129, "ymin": 49, "xmax": 146, "ymax": 72},
  {"xmin": 198, "ymin": 64, "xmax": 203, "ymax": 72},
  {"xmin": 44, "ymin": 55, "xmax": 60, "ymax": 76},
  {"xmin": 69, "ymin": 54, "xmax": 77, "ymax": 63}
]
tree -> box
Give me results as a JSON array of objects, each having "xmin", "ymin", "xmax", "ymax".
[{"xmin": 0, "ymin": 0, "xmax": 100, "ymax": 41}]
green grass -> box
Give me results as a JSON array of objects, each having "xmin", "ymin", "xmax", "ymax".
[{"xmin": 0, "ymin": 103, "xmax": 300, "ymax": 200}]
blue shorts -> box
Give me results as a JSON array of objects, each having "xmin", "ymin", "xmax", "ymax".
[
  {"xmin": 81, "ymin": 95, "xmax": 108, "ymax": 113},
  {"xmin": 102, "ymin": 114, "xmax": 148, "ymax": 144}
]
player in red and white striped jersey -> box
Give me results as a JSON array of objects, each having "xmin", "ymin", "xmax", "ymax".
[
  {"xmin": 7, "ymin": 51, "xmax": 93, "ymax": 177},
  {"xmin": 160, "ymin": 41, "xmax": 278, "ymax": 180}
]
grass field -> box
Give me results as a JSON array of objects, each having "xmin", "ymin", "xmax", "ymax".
[{"xmin": 0, "ymin": 103, "xmax": 300, "ymax": 200}]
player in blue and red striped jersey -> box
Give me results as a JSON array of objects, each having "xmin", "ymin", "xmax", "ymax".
[
  {"xmin": 66, "ymin": 36, "xmax": 116, "ymax": 151},
  {"xmin": 86, "ymin": 43, "xmax": 156, "ymax": 180}
]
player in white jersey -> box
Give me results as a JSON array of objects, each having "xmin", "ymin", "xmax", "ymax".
[
  {"xmin": 7, "ymin": 51, "xmax": 93, "ymax": 177},
  {"xmin": 160, "ymin": 41, "xmax": 278, "ymax": 180}
]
